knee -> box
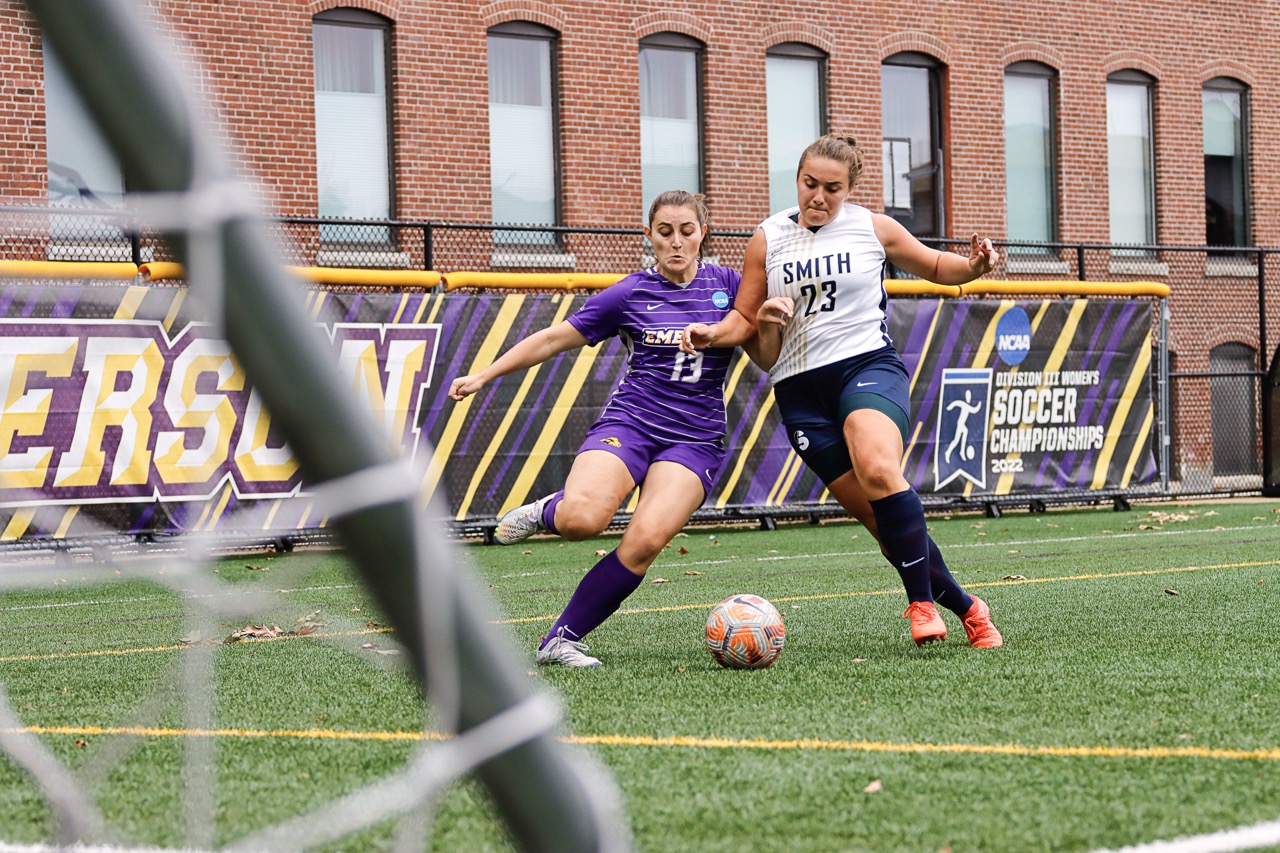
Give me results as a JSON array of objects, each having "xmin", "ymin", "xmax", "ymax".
[
  {"xmin": 554, "ymin": 496, "xmax": 613, "ymax": 540},
  {"xmin": 853, "ymin": 457, "xmax": 905, "ymax": 496},
  {"xmin": 617, "ymin": 534, "xmax": 666, "ymax": 573}
]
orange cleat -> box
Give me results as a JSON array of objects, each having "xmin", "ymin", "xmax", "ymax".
[
  {"xmin": 903, "ymin": 601, "xmax": 946, "ymax": 645},
  {"xmin": 961, "ymin": 596, "xmax": 1003, "ymax": 648}
]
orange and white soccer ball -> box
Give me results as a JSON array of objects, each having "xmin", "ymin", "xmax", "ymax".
[{"xmin": 705, "ymin": 594, "xmax": 786, "ymax": 669}]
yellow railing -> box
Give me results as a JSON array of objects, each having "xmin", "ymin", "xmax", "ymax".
[{"xmin": 0, "ymin": 260, "xmax": 1172, "ymax": 299}]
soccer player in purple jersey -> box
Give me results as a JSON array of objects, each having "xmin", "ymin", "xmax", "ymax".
[{"xmin": 448, "ymin": 190, "xmax": 747, "ymax": 667}]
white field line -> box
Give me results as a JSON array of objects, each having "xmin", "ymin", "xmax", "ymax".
[
  {"xmin": 0, "ymin": 844, "xmax": 215, "ymax": 853},
  {"xmin": 0, "ymin": 584, "xmax": 360, "ymax": 614},
  {"xmin": 1088, "ymin": 816, "xmax": 1280, "ymax": 853},
  {"xmin": 1, "ymin": 523, "xmax": 1273, "ymax": 614}
]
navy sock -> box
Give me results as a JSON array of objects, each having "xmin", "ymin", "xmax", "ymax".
[
  {"xmin": 540, "ymin": 549, "xmax": 643, "ymax": 648},
  {"xmin": 869, "ymin": 489, "xmax": 933, "ymax": 603},
  {"xmin": 540, "ymin": 490, "xmax": 564, "ymax": 535},
  {"xmin": 927, "ymin": 536, "xmax": 973, "ymax": 616}
]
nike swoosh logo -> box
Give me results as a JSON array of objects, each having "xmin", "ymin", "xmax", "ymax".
[
  {"xmin": 902, "ymin": 557, "xmax": 925, "ymax": 568},
  {"xmin": 646, "ymin": 303, "xmax": 662, "ymax": 310},
  {"xmin": 856, "ymin": 381, "xmax": 877, "ymax": 387}
]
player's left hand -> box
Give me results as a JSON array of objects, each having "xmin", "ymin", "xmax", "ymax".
[{"xmin": 968, "ymin": 233, "xmax": 999, "ymax": 276}]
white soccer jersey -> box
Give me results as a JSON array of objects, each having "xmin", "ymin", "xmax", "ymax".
[{"xmin": 760, "ymin": 203, "xmax": 891, "ymax": 384}]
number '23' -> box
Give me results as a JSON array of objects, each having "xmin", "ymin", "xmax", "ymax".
[{"xmin": 799, "ymin": 280, "xmax": 837, "ymax": 316}]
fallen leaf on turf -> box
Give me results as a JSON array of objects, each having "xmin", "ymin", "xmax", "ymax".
[
  {"xmin": 228, "ymin": 625, "xmax": 284, "ymax": 641},
  {"xmin": 677, "ymin": 546, "xmax": 690, "ymax": 555},
  {"xmin": 74, "ymin": 739, "xmax": 88, "ymax": 748},
  {"xmin": 767, "ymin": 549, "xmax": 779, "ymax": 554},
  {"xmin": 1178, "ymin": 732, "xmax": 1193, "ymax": 741},
  {"xmin": 650, "ymin": 577, "xmax": 670, "ymax": 584},
  {"xmin": 684, "ymin": 571, "xmax": 702, "ymax": 576},
  {"xmin": 863, "ymin": 779, "xmax": 882, "ymax": 793},
  {"xmin": 852, "ymin": 658, "xmax": 867, "ymax": 663},
  {"xmin": 1253, "ymin": 516, "xmax": 1266, "ymax": 521},
  {"xmin": 1007, "ymin": 549, "xmax": 1021, "ymax": 554},
  {"xmin": 1164, "ymin": 588, "xmax": 1180, "ymax": 595},
  {"xmin": 350, "ymin": 607, "xmax": 361, "ymax": 613},
  {"xmin": 293, "ymin": 625, "xmax": 319, "ymax": 636},
  {"xmin": 245, "ymin": 564, "xmax": 269, "ymax": 571},
  {"xmin": 361, "ymin": 642, "xmax": 378, "ymax": 649},
  {"xmin": 523, "ymin": 550, "xmax": 533, "ymax": 555},
  {"xmin": 1260, "ymin": 579, "xmax": 1266, "ymax": 585},
  {"xmin": 850, "ymin": 534, "xmax": 859, "ymax": 540},
  {"xmin": 675, "ymin": 532, "xmax": 689, "ymax": 538},
  {"xmin": 365, "ymin": 621, "xmax": 382, "ymax": 627},
  {"xmin": 1138, "ymin": 524, "xmax": 1158, "ymax": 530},
  {"xmin": 1003, "ymin": 574, "xmax": 1026, "ymax": 580},
  {"xmin": 976, "ymin": 531, "xmax": 988, "ymax": 537},
  {"xmin": 595, "ymin": 549, "xmax": 608, "ymax": 557}
]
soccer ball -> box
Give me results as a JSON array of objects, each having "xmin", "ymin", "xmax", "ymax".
[{"xmin": 705, "ymin": 594, "xmax": 786, "ymax": 669}]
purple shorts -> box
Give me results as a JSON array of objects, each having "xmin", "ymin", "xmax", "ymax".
[{"xmin": 578, "ymin": 421, "xmax": 725, "ymax": 498}]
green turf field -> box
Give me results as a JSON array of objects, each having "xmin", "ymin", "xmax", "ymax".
[{"xmin": 1, "ymin": 500, "xmax": 1278, "ymax": 852}]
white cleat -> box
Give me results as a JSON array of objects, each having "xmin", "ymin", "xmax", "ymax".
[
  {"xmin": 536, "ymin": 636, "xmax": 601, "ymax": 668},
  {"xmin": 495, "ymin": 495, "xmax": 551, "ymax": 545}
]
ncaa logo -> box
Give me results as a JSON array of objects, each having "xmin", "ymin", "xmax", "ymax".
[
  {"xmin": 995, "ymin": 306, "xmax": 1032, "ymax": 366},
  {"xmin": 712, "ymin": 291, "xmax": 730, "ymax": 309},
  {"xmin": 792, "ymin": 430, "xmax": 809, "ymax": 452}
]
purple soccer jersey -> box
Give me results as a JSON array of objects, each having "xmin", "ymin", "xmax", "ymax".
[{"xmin": 567, "ymin": 262, "xmax": 741, "ymax": 447}]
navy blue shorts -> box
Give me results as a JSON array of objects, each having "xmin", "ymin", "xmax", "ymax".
[
  {"xmin": 578, "ymin": 421, "xmax": 725, "ymax": 498},
  {"xmin": 772, "ymin": 346, "xmax": 911, "ymax": 486}
]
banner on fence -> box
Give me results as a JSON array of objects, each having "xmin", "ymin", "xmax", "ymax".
[{"xmin": 0, "ymin": 284, "xmax": 1156, "ymax": 540}]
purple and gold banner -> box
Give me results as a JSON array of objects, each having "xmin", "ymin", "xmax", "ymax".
[{"xmin": 0, "ymin": 284, "xmax": 1156, "ymax": 541}]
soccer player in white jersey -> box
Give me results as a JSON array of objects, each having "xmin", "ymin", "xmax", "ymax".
[
  {"xmin": 449, "ymin": 191, "xmax": 747, "ymax": 667},
  {"xmin": 682, "ymin": 134, "xmax": 1004, "ymax": 648}
]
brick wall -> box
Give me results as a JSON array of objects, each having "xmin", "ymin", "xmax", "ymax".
[{"xmin": 5, "ymin": 0, "xmax": 1279, "ymax": 486}]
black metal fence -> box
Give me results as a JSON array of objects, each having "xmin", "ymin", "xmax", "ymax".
[{"xmin": 2, "ymin": 205, "xmax": 1275, "ymax": 500}]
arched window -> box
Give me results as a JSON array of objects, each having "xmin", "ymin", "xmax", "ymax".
[
  {"xmin": 1003, "ymin": 61, "xmax": 1058, "ymax": 253},
  {"xmin": 312, "ymin": 8, "xmax": 393, "ymax": 245},
  {"xmin": 881, "ymin": 52, "xmax": 944, "ymax": 238},
  {"xmin": 1106, "ymin": 69, "xmax": 1156, "ymax": 254},
  {"xmin": 1210, "ymin": 342, "xmax": 1260, "ymax": 477},
  {"xmin": 1203, "ymin": 77, "xmax": 1250, "ymax": 251},
  {"xmin": 766, "ymin": 42, "xmax": 827, "ymax": 214},
  {"xmin": 639, "ymin": 32, "xmax": 704, "ymax": 216},
  {"xmin": 43, "ymin": 35, "xmax": 128, "ymax": 258},
  {"xmin": 488, "ymin": 21, "xmax": 560, "ymax": 246}
]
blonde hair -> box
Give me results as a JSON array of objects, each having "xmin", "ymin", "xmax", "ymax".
[
  {"xmin": 647, "ymin": 189, "xmax": 711, "ymax": 257},
  {"xmin": 797, "ymin": 134, "xmax": 864, "ymax": 187}
]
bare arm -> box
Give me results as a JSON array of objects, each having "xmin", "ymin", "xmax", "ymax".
[
  {"xmin": 873, "ymin": 214, "xmax": 999, "ymax": 285},
  {"xmin": 449, "ymin": 320, "xmax": 589, "ymax": 400},
  {"xmin": 680, "ymin": 229, "xmax": 769, "ymax": 352}
]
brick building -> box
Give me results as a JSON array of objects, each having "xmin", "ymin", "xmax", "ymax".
[{"xmin": 2, "ymin": 0, "xmax": 1277, "ymax": 489}]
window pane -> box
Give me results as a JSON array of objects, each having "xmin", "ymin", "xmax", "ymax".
[
  {"xmin": 767, "ymin": 55, "xmax": 820, "ymax": 214},
  {"xmin": 1106, "ymin": 80, "xmax": 1154, "ymax": 249},
  {"xmin": 44, "ymin": 37, "xmax": 128, "ymax": 254},
  {"xmin": 1004, "ymin": 73, "xmax": 1054, "ymax": 247},
  {"xmin": 313, "ymin": 22, "xmax": 390, "ymax": 243},
  {"xmin": 881, "ymin": 64, "xmax": 937, "ymax": 237},
  {"xmin": 489, "ymin": 34, "xmax": 556, "ymax": 243},
  {"xmin": 1203, "ymin": 88, "xmax": 1246, "ymax": 247},
  {"xmin": 640, "ymin": 46, "xmax": 700, "ymax": 215}
]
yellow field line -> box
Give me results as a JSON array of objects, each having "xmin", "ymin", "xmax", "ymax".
[
  {"xmin": 496, "ymin": 558, "xmax": 1280, "ymax": 624},
  {"xmin": 4, "ymin": 724, "xmax": 1278, "ymax": 763}
]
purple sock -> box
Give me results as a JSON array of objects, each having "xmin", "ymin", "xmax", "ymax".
[
  {"xmin": 540, "ymin": 549, "xmax": 643, "ymax": 648},
  {"xmin": 927, "ymin": 536, "xmax": 973, "ymax": 616},
  {"xmin": 541, "ymin": 491, "xmax": 564, "ymax": 536},
  {"xmin": 869, "ymin": 488, "xmax": 933, "ymax": 603}
]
